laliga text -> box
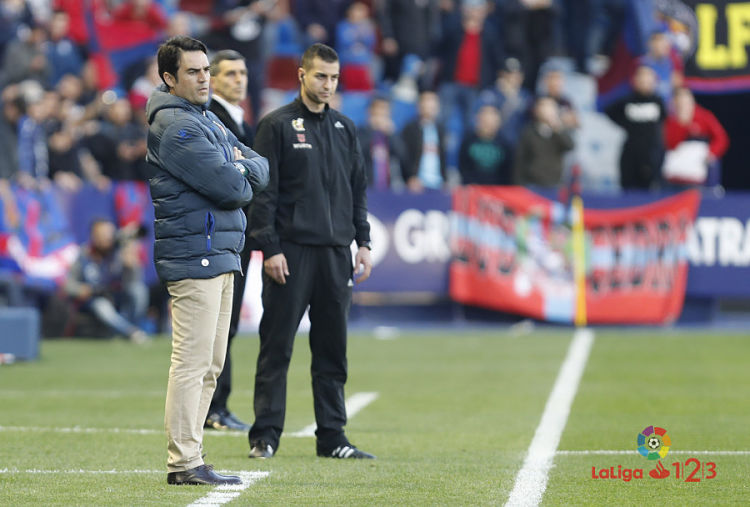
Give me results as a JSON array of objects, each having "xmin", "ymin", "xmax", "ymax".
[{"xmin": 591, "ymin": 459, "xmax": 717, "ymax": 482}]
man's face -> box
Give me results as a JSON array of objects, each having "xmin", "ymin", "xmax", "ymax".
[
  {"xmin": 91, "ymin": 221, "xmax": 115, "ymax": 252},
  {"xmin": 211, "ymin": 59, "xmax": 248, "ymax": 105},
  {"xmin": 418, "ymin": 92, "xmax": 440, "ymax": 121},
  {"xmin": 674, "ymin": 89, "xmax": 695, "ymax": 122},
  {"xmin": 299, "ymin": 57, "xmax": 339, "ymax": 106},
  {"xmin": 544, "ymin": 71, "xmax": 564, "ymax": 96},
  {"xmin": 167, "ymin": 50, "xmax": 210, "ymax": 105},
  {"xmin": 633, "ymin": 66, "xmax": 656, "ymax": 94}
]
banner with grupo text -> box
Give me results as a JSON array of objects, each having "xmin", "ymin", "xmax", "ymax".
[{"xmin": 450, "ymin": 187, "xmax": 701, "ymax": 324}]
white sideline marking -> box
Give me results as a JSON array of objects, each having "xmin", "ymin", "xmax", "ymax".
[
  {"xmin": 0, "ymin": 468, "xmax": 269, "ymax": 506},
  {"xmin": 505, "ymin": 328, "xmax": 595, "ymax": 507},
  {"xmin": 0, "ymin": 425, "xmax": 164, "ymax": 436},
  {"xmin": 0, "ymin": 425, "xmax": 246, "ymax": 437},
  {"xmin": 1, "ymin": 389, "xmax": 165, "ymax": 398},
  {"xmin": 0, "ymin": 468, "xmax": 162, "ymax": 474},
  {"xmin": 0, "ymin": 391, "xmax": 379, "ymax": 440},
  {"xmin": 557, "ymin": 450, "xmax": 750, "ymax": 456},
  {"xmin": 286, "ymin": 391, "xmax": 379, "ymax": 438},
  {"xmin": 187, "ymin": 471, "xmax": 269, "ymax": 507}
]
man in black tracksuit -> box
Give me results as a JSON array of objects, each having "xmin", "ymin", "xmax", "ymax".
[
  {"xmin": 605, "ymin": 65, "xmax": 666, "ymax": 190},
  {"xmin": 246, "ymin": 43, "xmax": 375, "ymax": 459}
]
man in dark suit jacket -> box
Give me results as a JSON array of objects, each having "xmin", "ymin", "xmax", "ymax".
[
  {"xmin": 204, "ymin": 49, "xmax": 255, "ymax": 432},
  {"xmin": 400, "ymin": 90, "xmax": 448, "ymax": 193}
]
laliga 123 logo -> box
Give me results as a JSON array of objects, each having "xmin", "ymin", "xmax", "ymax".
[{"xmin": 591, "ymin": 425, "xmax": 718, "ymax": 482}]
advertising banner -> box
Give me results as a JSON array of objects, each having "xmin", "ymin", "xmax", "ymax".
[
  {"xmin": 355, "ymin": 191, "xmax": 453, "ymax": 296},
  {"xmin": 685, "ymin": 192, "xmax": 750, "ymax": 296},
  {"xmin": 683, "ymin": 0, "xmax": 750, "ymax": 93},
  {"xmin": 449, "ymin": 186, "xmax": 701, "ymax": 324}
]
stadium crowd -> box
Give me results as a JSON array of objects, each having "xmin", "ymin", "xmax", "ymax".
[{"xmin": 0, "ymin": 0, "xmax": 731, "ymax": 337}]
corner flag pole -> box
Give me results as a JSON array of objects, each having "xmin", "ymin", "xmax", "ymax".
[{"xmin": 571, "ymin": 195, "xmax": 587, "ymax": 327}]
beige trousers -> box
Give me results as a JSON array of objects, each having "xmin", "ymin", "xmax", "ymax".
[{"xmin": 164, "ymin": 273, "xmax": 234, "ymax": 472}]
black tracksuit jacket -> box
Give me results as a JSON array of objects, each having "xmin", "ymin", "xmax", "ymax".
[{"xmin": 248, "ymin": 98, "xmax": 370, "ymax": 257}]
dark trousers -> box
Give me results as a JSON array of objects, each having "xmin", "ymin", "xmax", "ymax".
[
  {"xmin": 209, "ymin": 217, "xmax": 253, "ymax": 415},
  {"xmin": 249, "ymin": 242, "xmax": 352, "ymax": 451},
  {"xmin": 619, "ymin": 145, "xmax": 664, "ymax": 190}
]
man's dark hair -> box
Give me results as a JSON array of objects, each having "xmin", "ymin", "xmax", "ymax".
[
  {"xmin": 210, "ymin": 49, "xmax": 246, "ymax": 76},
  {"xmin": 157, "ymin": 36, "xmax": 208, "ymax": 88},
  {"xmin": 300, "ymin": 43, "xmax": 338, "ymax": 70}
]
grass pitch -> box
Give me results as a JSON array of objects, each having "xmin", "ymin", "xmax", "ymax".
[{"xmin": 1, "ymin": 328, "xmax": 749, "ymax": 505}]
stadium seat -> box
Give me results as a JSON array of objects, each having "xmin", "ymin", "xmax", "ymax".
[
  {"xmin": 573, "ymin": 111, "xmax": 625, "ymax": 192},
  {"xmin": 339, "ymin": 92, "xmax": 372, "ymax": 127},
  {"xmin": 0, "ymin": 306, "xmax": 40, "ymax": 360},
  {"xmin": 390, "ymin": 99, "xmax": 417, "ymax": 132}
]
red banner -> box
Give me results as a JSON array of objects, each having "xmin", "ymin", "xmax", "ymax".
[{"xmin": 450, "ymin": 187, "xmax": 701, "ymax": 324}]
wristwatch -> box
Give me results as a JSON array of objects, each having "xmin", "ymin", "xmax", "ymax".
[{"xmin": 358, "ymin": 240, "xmax": 372, "ymax": 251}]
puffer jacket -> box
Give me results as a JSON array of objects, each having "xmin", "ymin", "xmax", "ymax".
[{"xmin": 146, "ymin": 85, "xmax": 268, "ymax": 282}]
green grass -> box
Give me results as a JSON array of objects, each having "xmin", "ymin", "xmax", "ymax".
[{"xmin": 1, "ymin": 329, "xmax": 749, "ymax": 505}]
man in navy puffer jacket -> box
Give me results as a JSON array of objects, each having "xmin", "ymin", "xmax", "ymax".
[{"xmin": 145, "ymin": 36, "xmax": 268, "ymax": 486}]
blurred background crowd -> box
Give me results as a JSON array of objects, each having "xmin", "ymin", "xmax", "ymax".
[{"xmin": 0, "ymin": 0, "xmax": 742, "ymax": 338}]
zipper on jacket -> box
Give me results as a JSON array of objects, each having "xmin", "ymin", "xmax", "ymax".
[{"xmin": 205, "ymin": 212, "xmax": 215, "ymax": 251}]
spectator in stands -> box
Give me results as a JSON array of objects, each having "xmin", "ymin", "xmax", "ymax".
[
  {"xmin": 112, "ymin": 0, "xmax": 169, "ymax": 35},
  {"xmin": 376, "ymin": 0, "xmax": 440, "ymax": 83},
  {"xmin": 0, "ymin": 84, "xmax": 23, "ymax": 180},
  {"xmin": 335, "ymin": 1, "xmax": 376, "ymax": 91},
  {"xmin": 83, "ymin": 97, "xmax": 150, "ymax": 181},
  {"xmin": 357, "ymin": 95, "xmax": 406, "ymax": 191},
  {"xmin": 588, "ymin": 0, "xmax": 627, "ymax": 61},
  {"xmin": 44, "ymin": 9, "xmax": 84, "ymax": 87},
  {"xmin": 513, "ymin": 95, "xmax": 574, "ymax": 188},
  {"xmin": 204, "ymin": 0, "xmax": 276, "ymax": 125},
  {"xmin": 56, "ymin": 74, "xmax": 87, "ymax": 119},
  {"xmin": 293, "ymin": 0, "xmax": 349, "ymax": 47},
  {"xmin": 129, "ymin": 57, "xmax": 161, "ymax": 112},
  {"xmin": 459, "ymin": 102, "xmax": 513, "ymax": 185},
  {"xmin": 78, "ymin": 59, "xmax": 102, "ymax": 107},
  {"xmin": 638, "ymin": 26, "xmax": 678, "ymax": 107},
  {"xmin": 500, "ymin": 0, "xmax": 560, "ymax": 92},
  {"xmin": 45, "ymin": 90, "xmax": 85, "ymax": 192},
  {"xmin": 538, "ymin": 65, "xmax": 579, "ymax": 130},
  {"xmin": 166, "ymin": 9, "xmax": 193, "ymax": 38},
  {"xmin": 16, "ymin": 80, "xmax": 51, "ymax": 188},
  {"xmin": 605, "ymin": 65, "xmax": 666, "ymax": 190},
  {"xmin": 401, "ymin": 90, "xmax": 448, "ymax": 192},
  {"xmin": 438, "ymin": 0, "xmax": 503, "ymax": 132},
  {"xmin": 64, "ymin": 218, "xmax": 149, "ymax": 344},
  {"xmin": 663, "ymin": 86, "xmax": 729, "ymax": 188},
  {"xmin": 203, "ymin": 48, "xmax": 254, "ymax": 432},
  {"xmin": 559, "ymin": 0, "xmax": 594, "ymax": 73},
  {"xmin": 477, "ymin": 57, "xmax": 531, "ymax": 145},
  {"xmin": 0, "ymin": 22, "xmax": 50, "ymax": 88},
  {"xmin": 0, "ymin": 0, "xmax": 35, "ymax": 67}
]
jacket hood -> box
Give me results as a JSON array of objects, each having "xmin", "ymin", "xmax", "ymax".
[{"xmin": 146, "ymin": 84, "xmax": 207, "ymax": 124}]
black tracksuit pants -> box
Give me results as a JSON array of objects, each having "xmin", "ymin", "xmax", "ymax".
[{"xmin": 249, "ymin": 242, "xmax": 352, "ymax": 452}]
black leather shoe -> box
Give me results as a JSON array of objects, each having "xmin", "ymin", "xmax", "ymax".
[
  {"xmin": 205, "ymin": 410, "xmax": 251, "ymax": 431},
  {"xmin": 167, "ymin": 464, "xmax": 242, "ymax": 485}
]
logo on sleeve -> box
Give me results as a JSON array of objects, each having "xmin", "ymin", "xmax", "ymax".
[{"xmin": 292, "ymin": 118, "xmax": 305, "ymax": 131}]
